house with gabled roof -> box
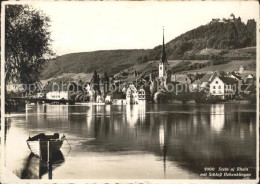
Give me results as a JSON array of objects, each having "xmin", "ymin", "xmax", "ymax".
[
  {"xmin": 190, "ymin": 72, "xmax": 217, "ymax": 91},
  {"xmin": 240, "ymin": 73, "xmax": 255, "ymax": 83},
  {"xmin": 245, "ymin": 74, "xmax": 254, "ymax": 83},
  {"xmin": 170, "ymin": 74, "xmax": 193, "ymax": 85},
  {"xmin": 138, "ymin": 85, "xmax": 151, "ymax": 103},
  {"xmin": 209, "ymin": 76, "xmax": 238, "ymax": 99},
  {"xmin": 126, "ymin": 84, "xmax": 139, "ymax": 104},
  {"xmin": 45, "ymin": 82, "xmax": 71, "ymax": 100}
]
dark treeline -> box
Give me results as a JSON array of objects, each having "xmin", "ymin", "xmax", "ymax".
[{"xmin": 138, "ymin": 16, "xmax": 256, "ymax": 62}]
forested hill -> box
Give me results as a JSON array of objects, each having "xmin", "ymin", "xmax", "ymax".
[
  {"xmin": 41, "ymin": 16, "xmax": 256, "ymax": 80},
  {"xmin": 143, "ymin": 17, "xmax": 256, "ymax": 61},
  {"xmin": 41, "ymin": 50, "xmax": 147, "ymax": 80}
]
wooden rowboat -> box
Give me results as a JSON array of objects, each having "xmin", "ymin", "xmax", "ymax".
[{"xmin": 27, "ymin": 133, "xmax": 65, "ymax": 157}]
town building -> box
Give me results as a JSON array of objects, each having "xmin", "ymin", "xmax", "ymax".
[
  {"xmin": 209, "ymin": 76, "xmax": 237, "ymax": 99},
  {"xmin": 245, "ymin": 74, "xmax": 254, "ymax": 83},
  {"xmin": 238, "ymin": 66, "xmax": 245, "ymax": 74},
  {"xmin": 228, "ymin": 73, "xmax": 242, "ymax": 81},
  {"xmin": 191, "ymin": 72, "xmax": 217, "ymax": 91},
  {"xmin": 138, "ymin": 85, "xmax": 151, "ymax": 104},
  {"xmin": 126, "ymin": 84, "xmax": 139, "ymax": 104},
  {"xmin": 170, "ymin": 74, "xmax": 193, "ymax": 85},
  {"xmin": 45, "ymin": 82, "xmax": 70, "ymax": 100},
  {"xmin": 105, "ymin": 89, "xmax": 126, "ymax": 104}
]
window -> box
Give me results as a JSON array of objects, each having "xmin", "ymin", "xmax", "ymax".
[
  {"xmin": 160, "ymin": 66, "xmax": 162, "ymax": 70},
  {"xmin": 213, "ymin": 90, "xmax": 215, "ymax": 94},
  {"xmin": 218, "ymin": 86, "xmax": 221, "ymax": 89},
  {"xmin": 213, "ymin": 86, "xmax": 216, "ymax": 89},
  {"xmin": 216, "ymin": 81, "xmax": 218, "ymax": 84}
]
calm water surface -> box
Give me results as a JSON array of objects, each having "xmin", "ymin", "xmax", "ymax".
[{"xmin": 5, "ymin": 103, "xmax": 256, "ymax": 179}]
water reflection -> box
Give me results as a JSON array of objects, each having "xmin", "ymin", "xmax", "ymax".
[
  {"xmin": 210, "ymin": 104, "xmax": 225, "ymax": 133},
  {"xmin": 20, "ymin": 151, "xmax": 64, "ymax": 179},
  {"xmin": 5, "ymin": 104, "xmax": 256, "ymax": 179}
]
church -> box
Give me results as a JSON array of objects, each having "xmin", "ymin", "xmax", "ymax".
[
  {"xmin": 157, "ymin": 28, "xmax": 171, "ymax": 88},
  {"xmin": 150, "ymin": 28, "xmax": 171, "ymax": 103}
]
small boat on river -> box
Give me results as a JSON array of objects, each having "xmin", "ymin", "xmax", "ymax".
[{"xmin": 27, "ymin": 133, "xmax": 66, "ymax": 157}]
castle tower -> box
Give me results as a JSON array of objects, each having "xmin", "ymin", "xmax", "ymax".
[{"xmin": 159, "ymin": 27, "xmax": 168, "ymax": 78}]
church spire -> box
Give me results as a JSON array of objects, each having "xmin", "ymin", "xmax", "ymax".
[{"xmin": 161, "ymin": 27, "xmax": 167, "ymax": 64}]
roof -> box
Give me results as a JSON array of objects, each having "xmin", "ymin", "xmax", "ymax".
[
  {"xmin": 219, "ymin": 77, "xmax": 238, "ymax": 85},
  {"xmin": 240, "ymin": 73, "xmax": 255, "ymax": 80},
  {"xmin": 191, "ymin": 80, "xmax": 201, "ymax": 85},
  {"xmin": 171, "ymin": 74, "xmax": 192, "ymax": 83},
  {"xmin": 194, "ymin": 73, "xmax": 205, "ymax": 80},
  {"xmin": 229, "ymin": 72, "xmax": 242, "ymax": 80},
  {"xmin": 247, "ymin": 74, "xmax": 254, "ymax": 78},
  {"xmin": 199, "ymin": 72, "xmax": 217, "ymax": 83},
  {"xmin": 161, "ymin": 28, "xmax": 167, "ymax": 64}
]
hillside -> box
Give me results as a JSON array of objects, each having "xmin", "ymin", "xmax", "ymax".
[
  {"xmin": 41, "ymin": 16, "xmax": 256, "ymax": 81},
  {"xmin": 41, "ymin": 49, "xmax": 149, "ymax": 80},
  {"xmin": 143, "ymin": 17, "xmax": 256, "ymax": 61}
]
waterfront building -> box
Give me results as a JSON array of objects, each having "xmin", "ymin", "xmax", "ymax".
[
  {"xmin": 45, "ymin": 82, "xmax": 70, "ymax": 100},
  {"xmin": 138, "ymin": 85, "xmax": 151, "ymax": 103},
  {"xmin": 209, "ymin": 76, "xmax": 237, "ymax": 99},
  {"xmin": 126, "ymin": 84, "xmax": 139, "ymax": 104},
  {"xmin": 196, "ymin": 72, "xmax": 218, "ymax": 91},
  {"xmin": 106, "ymin": 89, "xmax": 126, "ymax": 104}
]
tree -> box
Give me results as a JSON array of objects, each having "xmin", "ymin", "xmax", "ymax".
[
  {"xmin": 91, "ymin": 71, "xmax": 100, "ymax": 92},
  {"xmin": 5, "ymin": 5, "xmax": 54, "ymax": 86}
]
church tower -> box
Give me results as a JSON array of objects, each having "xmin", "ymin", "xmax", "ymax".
[
  {"xmin": 158, "ymin": 28, "xmax": 169, "ymax": 88},
  {"xmin": 159, "ymin": 28, "xmax": 168, "ymax": 78}
]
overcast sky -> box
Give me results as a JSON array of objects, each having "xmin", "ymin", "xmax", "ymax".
[{"xmin": 27, "ymin": 1, "xmax": 259, "ymax": 56}]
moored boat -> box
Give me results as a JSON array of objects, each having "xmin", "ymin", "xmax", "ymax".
[{"xmin": 27, "ymin": 133, "xmax": 65, "ymax": 157}]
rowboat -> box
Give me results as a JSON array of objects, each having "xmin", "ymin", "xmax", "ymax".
[
  {"xmin": 21, "ymin": 151, "xmax": 65, "ymax": 179},
  {"xmin": 26, "ymin": 133, "xmax": 65, "ymax": 157}
]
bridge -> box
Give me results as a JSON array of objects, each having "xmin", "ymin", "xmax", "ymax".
[{"xmin": 6, "ymin": 97, "xmax": 74, "ymax": 105}]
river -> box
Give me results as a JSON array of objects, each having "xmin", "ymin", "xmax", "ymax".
[{"xmin": 4, "ymin": 103, "xmax": 256, "ymax": 179}]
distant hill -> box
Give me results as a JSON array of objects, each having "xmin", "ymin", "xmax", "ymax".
[
  {"xmin": 41, "ymin": 49, "xmax": 149, "ymax": 79},
  {"xmin": 41, "ymin": 16, "xmax": 256, "ymax": 81}
]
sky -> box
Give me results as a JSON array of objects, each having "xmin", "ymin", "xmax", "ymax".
[{"xmin": 26, "ymin": 1, "xmax": 259, "ymax": 56}]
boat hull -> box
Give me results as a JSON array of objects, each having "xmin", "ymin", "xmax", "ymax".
[{"xmin": 27, "ymin": 140, "xmax": 63, "ymax": 157}]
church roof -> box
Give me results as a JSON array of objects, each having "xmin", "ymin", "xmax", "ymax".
[{"xmin": 161, "ymin": 28, "xmax": 167, "ymax": 64}]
